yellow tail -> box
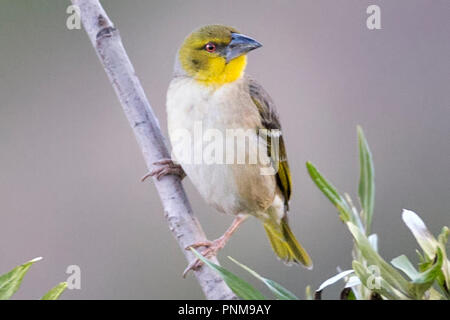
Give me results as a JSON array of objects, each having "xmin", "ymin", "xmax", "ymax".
[{"xmin": 263, "ymin": 217, "xmax": 313, "ymax": 269}]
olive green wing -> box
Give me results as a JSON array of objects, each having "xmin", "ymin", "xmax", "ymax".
[{"xmin": 248, "ymin": 78, "xmax": 292, "ymax": 210}]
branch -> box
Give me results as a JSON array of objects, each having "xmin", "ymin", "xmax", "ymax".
[{"xmin": 72, "ymin": 0, "xmax": 236, "ymax": 300}]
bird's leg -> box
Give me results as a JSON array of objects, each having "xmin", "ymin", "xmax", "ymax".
[
  {"xmin": 141, "ymin": 158, "xmax": 186, "ymax": 182},
  {"xmin": 183, "ymin": 215, "xmax": 247, "ymax": 278}
]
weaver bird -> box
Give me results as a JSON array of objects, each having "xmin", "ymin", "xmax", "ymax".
[{"xmin": 143, "ymin": 25, "xmax": 312, "ymax": 276}]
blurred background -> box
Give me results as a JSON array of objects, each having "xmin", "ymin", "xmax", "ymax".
[{"xmin": 0, "ymin": 0, "xmax": 448, "ymax": 299}]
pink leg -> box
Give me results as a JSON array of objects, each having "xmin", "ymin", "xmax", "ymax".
[
  {"xmin": 183, "ymin": 215, "xmax": 247, "ymax": 278},
  {"xmin": 141, "ymin": 159, "xmax": 186, "ymax": 182}
]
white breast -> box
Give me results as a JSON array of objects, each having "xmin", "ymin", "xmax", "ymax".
[{"xmin": 166, "ymin": 77, "xmax": 276, "ymax": 217}]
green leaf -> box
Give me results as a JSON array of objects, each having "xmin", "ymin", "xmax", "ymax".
[
  {"xmin": 306, "ymin": 162, "xmax": 352, "ymax": 222},
  {"xmin": 415, "ymin": 248, "xmax": 444, "ymax": 290},
  {"xmin": 352, "ymin": 260, "xmax": 405, "ymax": 300},
  {"xmin": 0, "ymin": 257, "xmax": 42, "ymax": 300},
  {"xmin": 437, "ymin": 226, "xmax": 450, "ymax": 292},
  {"xmin": 228, "ymin": 256, "xmax": 298, "ymax": 300},
  {"xmin": 305, "ymin": 285, "xmax": 313, "ymax": 300},
  {"xmin": 392, "ymin": 249, "xmax": 444, "ymax": 298},
  {"xmin": 347, "ymin": 222, "xmax": 415, "ymax": 298},
  {"xmin": 41, "ymin": 282, "xmax": 68, "ymax": 300},
  {"xmin": 357, "ymin": 126, "xmax": 375, "ymax": 234},
  {"xmin": 190, "ymin": 249, "xmax": 266, "ymax": 300},
  {"xmin": 391, "ymin": 255, "xmax": 420, "ymax": 280},
  {"xmin": 403, "ymin": 210, "xmax": 450, "ymax": 291}
]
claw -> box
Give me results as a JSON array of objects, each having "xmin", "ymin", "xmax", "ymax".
[
  {"xmin": 141, "ymin": 159, "xmax": 186, "ymax": 182},
  {"xmin": 182, "ymin": 238, "xmax": 227, "ymax": 278},
  {"xmin": 182, "ymin": 216, "xmax": 247, "ymax": 278},
  {"xmin": 184, "ymin": 241, "xmax": 213, "ymax": 250}
]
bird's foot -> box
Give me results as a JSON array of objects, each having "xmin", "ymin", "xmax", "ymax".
[
  {"xmin": 182, "ymin": 237, "xmax": 227, "ymax": 278},
  {"xmin": 141, "ymin": 159, "xmax": 186, "ymax": 182}
]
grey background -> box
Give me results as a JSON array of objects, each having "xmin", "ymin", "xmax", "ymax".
[{"xmin": 0, "ymin": 0, "xmax": 448, "ymax": 299}]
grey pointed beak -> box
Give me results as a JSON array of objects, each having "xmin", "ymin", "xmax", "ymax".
[{"xmin": 226, "ymin": 33, "xmax": 262, "ymax": 63}]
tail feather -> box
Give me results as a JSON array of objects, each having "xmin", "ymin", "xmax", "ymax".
[{"xmin": 263, "ymin": 217, "xmax": 313, "ymax": 269}]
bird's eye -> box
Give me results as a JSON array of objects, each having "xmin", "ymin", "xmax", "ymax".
[{"xmin": 205, "ymin": 42, "xmax": 216, "ymax": 53}]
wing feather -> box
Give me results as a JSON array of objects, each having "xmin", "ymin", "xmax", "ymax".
[{"xmin": 248, "ymin": 78, "xmax": 292, "ymax": 210}]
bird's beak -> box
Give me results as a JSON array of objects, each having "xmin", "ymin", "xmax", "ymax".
[{"xmin": 226, "ymin": 33, "xmax": 262, "ymax": 63}]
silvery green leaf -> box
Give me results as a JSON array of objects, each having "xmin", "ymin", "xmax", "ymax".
[
  {"xmin": 403, "ymin": 210, "xmax": 450, "ymax": 291},
  {"xmin": 402, "ymin": 209, "xmax": 438, "ymax": 258},
  {"xmin": 352, "ymin": 260, "xmax": 407, "ymax": 300},
  {"xmin": 306, "ymin": 162, "xmax": 352, "ymax": 222},
  {"xmin": 347, "ymin": 222, "xmax": 415, "ymax": 298},
  {"xmin": 0, "ymin": 257, "xmax": 42, "ymax": 300},
  {"xmin": 317, "ymin": 270, "xmax": 354, "ymax": 292},
  {"xmin": 190, "ymin": 249, "xmax": 266, "ymax": 300},
  {"xmin": 41, "ymin": 282, "xmax": 67, "ymax": 300},
  {"xmin": 437, "ymin": 226, "xmax": 450, "ymax": 290},
  {"xmin": 357, "ymin": 126, "xmax": 375, "ymax": 233},
  {"xmin": 228, "ymin": 256, "xmax": 298, "ymax": 300},
  {"xmin": 427, "ymin": 287, "xmax": 445, "ymax": 300},
  {"xmin": 368, "ymin": 234, "xmax": 378, "ymax": 252},
  {"xmin": 391, "ymin": 255, "xmax": 420, "ymax": 280},
  {"xmin": 345, "ymin": 275, "xmax": 362, "ymax": 288},
  {"xmin": 305, "ymin": 285, "xmax": 313, "ymax": 300}
]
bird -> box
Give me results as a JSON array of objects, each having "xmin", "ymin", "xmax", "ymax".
[{"xmin": 143, "ymin": 25, "xmax": 312, "ymax": 276}]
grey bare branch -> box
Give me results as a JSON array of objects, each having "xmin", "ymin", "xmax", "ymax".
[{"xmin": 71, "ymin": 0, "xmax": 236, "ymax": 300}]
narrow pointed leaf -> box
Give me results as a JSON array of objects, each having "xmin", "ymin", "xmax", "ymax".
[
  {"xmin": 305, "ymin": 285, "xmax": 313, "ymax": 300},
  {"xmin": 345, "ymin": 275, "xmax": 362, "ymax": 288},
  {"xmin": 437, "ymin": 226, "xmax": 450, "ymax": 290},
  {"xmin": 228, "ymin": 256, "xmax": 298, "ymax": 300},
  {"xmin": 368, "ymin": 234, "xmax": 378, "ymax": 252},
  {"xmin": 306, "ymin": 162, "xmax": 351, "ymax": 222},
  {"xmin": 357, "ymin": 126, "xmax": 375, "ymax": 233},
  {"xmin": 41, "ymin": 282, "xmax": 68, "ymax": 300},
  {"xmin": 391, "ymin": 255, "xmax": 420, "ymax": 280},
  {"xmin": 347, "ymin": 222, "xmax": 415, "ymax": 298},
  {"xmin": 317, "ymin": 270, "xmax": 354, "ymax": 292},
  {"xmin": 402, "ymin": 209, "xmax": 438, "ymax": 258},
  {"xmin": 403, "ymin": 210, "xmax": 450, "ymax": 290},
  {"xmin": 190, "ymin": 249, "xmax": 265, "ymax": 300},
  {"xmin": 0, "ymin": 257, "xmax": 42, "ymax": 300},
  {"xmin": 352, "ymin": 260, "xmax": 406, "ymax": 300}
]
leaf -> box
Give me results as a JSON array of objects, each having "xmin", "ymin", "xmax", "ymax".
[
  {"xmin": 0, "ymin": 257, "xmax": 42, "ymax": 300},
  {"xmin": 228, "ymin": 256, "xmax": 298, "ymax": 300},
  {"xmin": 357, "ymin": 126, "xmax": 375, "ymax": 234},
  {"xmin": 306, "ymin": 162, "xmax": 352, "ymax": 222},
  {"xmin": 392, "ymin": 250, "xmax": 443, "ymax": 298},
  {"xmin": 317, "ymin": 270, "xmax": 354, "ymax": 293},
  {"xmin": 305, "ymin": 285, "xmax": 313, "ymax": 300},
  {"xmin": 368, "ymin": 234, "xmax": 378, "ymax": 252},
  {"xmin": 403, "ymin": 210, "xmax": 450, "ymax": 291},
  {"xmin": 391, "ymin": 255, "xmax": 420, "ymax": 280},
  {"xmin": 414, "ymin": 248, "xmax": 444, "ymax": 290},
  {"xmin": 437, "ymin": 226, "xmax": 450, "ymax": 292},
  {"xmin": 347, "ymin": 222, "xmax": 415, "ymax": 298},
  {"xmin": 190, "ymin": 249, "xmax": 266, "ymax": 300},
  {"xmin": 41, "ymin": 282, "xmax": 68, "ymax": 300},
  {"xmin": 427, "ymin": 287, "xmax": 445, "ymax": 300},
  {"xmin": 402, "ymin": 209, "xmax": 438, "ymax": 258},
  {"xmin": 352, "ymin": 260, "xmax": 405, "ymax": 300},
  {"xmin": 345, "ymin": 276, "xmax": 362, "ymax": 288}
]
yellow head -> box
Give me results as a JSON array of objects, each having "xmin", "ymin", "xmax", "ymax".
[{"xmin": 177, "ymin": 25, "xmax": 262, "ymax": 86}]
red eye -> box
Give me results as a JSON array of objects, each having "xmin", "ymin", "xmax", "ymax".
[{"xmin": 205, "ymin": 42, "xmax": 216, "ymax": 53}]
